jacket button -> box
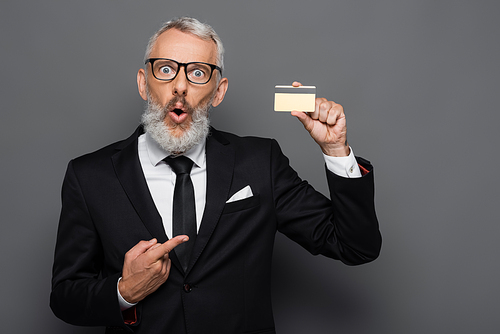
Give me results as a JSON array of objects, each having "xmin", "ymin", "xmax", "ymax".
[{"xmin": 183, "ymin": 283, "xmax": 192, "ymax": 293}]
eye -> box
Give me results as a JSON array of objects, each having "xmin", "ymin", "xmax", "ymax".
[
  {"xmin": 192, "ymin": 69, "xmax": 205, "ymax": 78},
  {"xmin": 160, "ymin": 66, "xmax": 174, "ymax": 74}
]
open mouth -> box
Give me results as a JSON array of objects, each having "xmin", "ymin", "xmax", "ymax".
[
  {"xmin": 173, "ymin": 108, "xmax": 184, "ymax": 116},
  {"xmin": 168, "ymin": 106, "xmax": 189, "ymax": 124}
]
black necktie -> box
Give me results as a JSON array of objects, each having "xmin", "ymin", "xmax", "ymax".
[{"xmin": 164, "ymin": 156, "xmax": 197, "ymax": 272}]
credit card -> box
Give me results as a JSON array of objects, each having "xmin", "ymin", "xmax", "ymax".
[{"xmin": 274, "ymin": 85, "xmax": 316, "ymax": 112}]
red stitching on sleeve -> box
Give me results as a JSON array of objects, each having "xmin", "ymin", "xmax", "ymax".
[{"xmin": 123, "ymin": 306, "xmax": 137, "ymax": 325}]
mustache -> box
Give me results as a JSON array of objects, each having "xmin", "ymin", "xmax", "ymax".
[
  {"xmin": 145, "ymin": 88, "xmax": 215, "ymax": 124},
  {"xmin": 163, "ymin": 96, "xmax": 194, "ymax": 114}
]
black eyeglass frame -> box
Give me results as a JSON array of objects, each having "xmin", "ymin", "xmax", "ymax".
[{"xmin": 145, "ymin": 58, "xmax": 222, "ymax": 85}]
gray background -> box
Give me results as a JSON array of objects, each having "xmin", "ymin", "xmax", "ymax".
[{"xmin": 1, "ymin": 0, "xmax": 499, "ymax": 333}]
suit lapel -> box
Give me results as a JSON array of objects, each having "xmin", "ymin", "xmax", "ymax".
[
  {"xmin": 111, "ymin": 126, "xmax": 183, "ymax": 272},
  {"xmin": 186, "ymin": 128, "xmax": 234, "ymax": 274}
]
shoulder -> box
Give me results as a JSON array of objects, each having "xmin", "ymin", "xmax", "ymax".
[
  {"xmin": 209, "ymin": 127, "xmax": 277, "ymax": 150},
  {"xmin": 69, "ymin": 127, "xmax": 142, "ymax": 171},
  {"xmin": 208, "ymin": 128, "xmax": 287, "ymax": 170}
]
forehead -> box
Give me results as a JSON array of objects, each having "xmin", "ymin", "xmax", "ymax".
[{"xmin": 150, "ymin": 29, "xmax": 217, "ymax": 64}]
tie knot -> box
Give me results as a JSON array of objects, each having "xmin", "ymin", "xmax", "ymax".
[{"xmin": 165, "ymin": 156, "xmax": 193, "ymax": 175}]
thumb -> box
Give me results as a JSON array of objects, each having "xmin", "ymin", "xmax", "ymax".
[{"xmin": 291, "ymin": 110, "xmax": 313, "ymax": 133}]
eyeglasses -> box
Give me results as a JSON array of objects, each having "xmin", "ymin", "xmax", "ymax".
[{"xmin": 145, "ymin": 58, "xmax": 222, "ymax": 85}]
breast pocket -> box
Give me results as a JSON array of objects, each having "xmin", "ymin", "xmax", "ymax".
[{"xmin": 222, "ymin": 194, "xmax": 260, "ymax": 214}]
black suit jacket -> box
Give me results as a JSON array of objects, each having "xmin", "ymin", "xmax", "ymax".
[{"xmin": 50, "ymin": 126, "xmax": 381, "ymax": 334}]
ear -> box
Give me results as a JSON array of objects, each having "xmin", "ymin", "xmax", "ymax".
[
  {"xmin": 211, "ymin": 77, "xmax": 228, "ymax": 107},
  {"xmin": 137, "ymin": 68, "xmax": 148, "ymax": 101}
]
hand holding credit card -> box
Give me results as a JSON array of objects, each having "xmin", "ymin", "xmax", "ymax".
[
  {"xmin": 278, "ymin": 82, "xmax": 351, "ymax": 157},
  {"xmin": 274, "ymin": 85, "xmax": 316, "ymax": 112}
]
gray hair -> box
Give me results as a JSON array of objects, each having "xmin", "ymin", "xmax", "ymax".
[{"xmin": 144, "ymin": 17, "xmax": 225, "ymax": 72}]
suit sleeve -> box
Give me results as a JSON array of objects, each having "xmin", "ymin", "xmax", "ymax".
[
  {"xmin": 271, "ymin": 140, "xmax": 381, "ymax": 265},
  {"xmin": 50, "ymin": 160, "xmax": 133, "ymax": 331}
]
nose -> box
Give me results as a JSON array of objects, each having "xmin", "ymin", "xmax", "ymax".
[{"xmin": 172, "ymin": 65, "xmax": 188, "ymax": 96}]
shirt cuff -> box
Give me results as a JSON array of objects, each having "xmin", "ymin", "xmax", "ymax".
[
  {"xmin": 323, "ymin": 147, "xmax": 362, "ymax": 178},
  {"xmin": 117, "ymin": 277, "xmax": 138, "ymax": 311}
]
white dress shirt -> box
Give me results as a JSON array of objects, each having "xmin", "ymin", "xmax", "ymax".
[
  {"xmin": 118, "ymin": 132, "xmax": 361, "ymax": 310},
  {"xmin": 138, "ymin": 132, "xmax": 207, "ymax": 238}
]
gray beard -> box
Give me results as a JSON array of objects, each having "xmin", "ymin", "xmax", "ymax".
[{"xmin": 141, "ymin": 95, "xmax": 211, "ymax": 154}]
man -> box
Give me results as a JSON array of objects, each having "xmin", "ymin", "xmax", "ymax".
[{"xmin": 50, "ymin": 17, "xmax": 381, "ymax": 333}]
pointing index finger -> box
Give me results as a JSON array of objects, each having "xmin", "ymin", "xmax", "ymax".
[{"xmin": 149, "ymin": 235, "xmax": 189, "ymax": 260}]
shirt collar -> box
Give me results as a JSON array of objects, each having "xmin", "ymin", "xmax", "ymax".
[{"xmin": 145, "ymin": 132, "xmax": 206, "ymax": 168}]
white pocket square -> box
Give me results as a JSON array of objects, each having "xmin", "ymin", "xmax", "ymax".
[{"xmin": 226, "ymin": 185, "xmax": 253, "ymax": 203}]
